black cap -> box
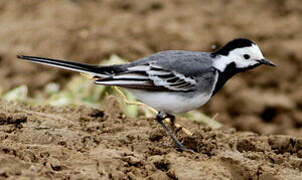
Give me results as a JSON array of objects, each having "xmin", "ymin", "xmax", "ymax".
[{"xmin": 212, "ymin": 38, "xmax": 255, "ymax": 56}]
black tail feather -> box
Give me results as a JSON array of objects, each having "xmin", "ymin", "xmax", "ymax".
[
  {"xmin": 17, "ymin": 55, "xmax": 102, "ymax": 74},
  {"xmin": 17, "ymin": 55, "xmax": 125, "ymax": 76}
]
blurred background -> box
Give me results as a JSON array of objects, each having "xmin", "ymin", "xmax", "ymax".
[{"xmin": 0, "ymin": 0, "xmax": 302, "ymax": 136}]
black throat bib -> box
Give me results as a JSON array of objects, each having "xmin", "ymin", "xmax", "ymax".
[{"xmin": 212, "ymin": 62, "xmax": 260, "ymax": 96}]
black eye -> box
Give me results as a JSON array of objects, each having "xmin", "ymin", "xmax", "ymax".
[{"xmin": 243, "ymin": 54, "xmax": 250, "ymax": 59}]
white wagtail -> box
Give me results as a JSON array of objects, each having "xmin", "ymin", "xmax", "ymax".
[{"xmin": 17, "ymin": 38, "xmax": 275, "ymax": 151}]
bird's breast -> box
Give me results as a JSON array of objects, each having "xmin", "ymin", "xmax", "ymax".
[{"xmin": 126, "ymin": 89, "xmax": 212, "ymax": 114}]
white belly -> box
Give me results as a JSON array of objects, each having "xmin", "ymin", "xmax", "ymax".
[{"xmin": 127, "ymin": 89, "xmax": 212, "ymax": 114}]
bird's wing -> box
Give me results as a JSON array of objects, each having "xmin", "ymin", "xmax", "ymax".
[
  {"xmin": 95, "ymin": 62, "xmax": 198, "ymax": 91},
  {"xmin": 17, "ymin": 52, "xmax": 215, "ymax": 92}
]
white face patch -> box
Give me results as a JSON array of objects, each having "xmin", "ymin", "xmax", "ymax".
[{"xmin": 213, "ymin": 44, "xmax": 265, "ymax": 71}]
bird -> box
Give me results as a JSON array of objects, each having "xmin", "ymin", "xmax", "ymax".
[{"xmin": 17, "ymin": 38, "xmax": 275, "ymax": 151}]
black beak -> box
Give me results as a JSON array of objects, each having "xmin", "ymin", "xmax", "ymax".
[{"xmin": 258, "ymin": 59, "xmax": 276, "ymax": 67}]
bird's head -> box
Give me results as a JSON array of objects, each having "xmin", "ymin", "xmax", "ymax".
[{"xmin": 212, "ymin": 38, "xmax": 275, "ymax": 72}]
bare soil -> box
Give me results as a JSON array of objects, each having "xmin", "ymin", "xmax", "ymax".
[
  {"xmin": 1, "ymin": 0, "xmax": 302, "ymax": 179},
  {"xmin": 1, "ymin": 99, "xmax": 302, "ymax": 179}
]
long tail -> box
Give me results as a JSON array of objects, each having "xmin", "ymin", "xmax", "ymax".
[
  {"xmin": 17, "ymin": 55, "xmax": 155, "ymax": 89},
  {"xmin": 17, "ymin": 55, "xmax": 117, "ymax": 77}
]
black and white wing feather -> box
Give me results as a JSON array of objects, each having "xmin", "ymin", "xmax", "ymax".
[
  {"xmin": 95, "ymin": 63, "xmax": 197, "ymax": 92},
  {"xmin": 17, "ymin": 51, "xmax": 214, "ymax": 92}
]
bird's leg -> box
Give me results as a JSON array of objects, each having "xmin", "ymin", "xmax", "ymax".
[
  {"xmin": 156, "ymin": 111, "xmax": 189, "ymax": 151},
  {"xmin": 164, "ymin": 113, "xmax": 193, "ymax": 136},
  {"xmin": 114, "ymin": 86, "xmax": 193, "ymax": 136}
]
